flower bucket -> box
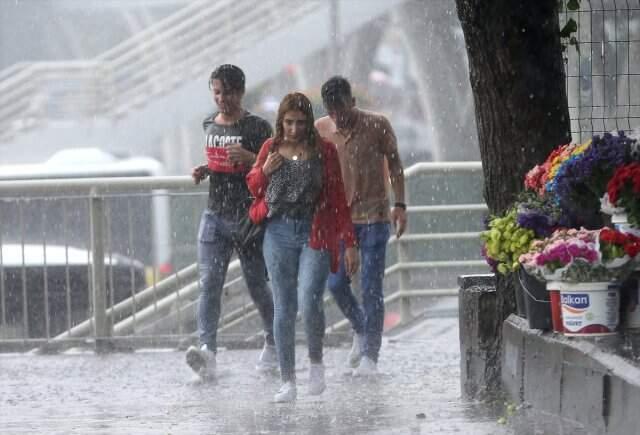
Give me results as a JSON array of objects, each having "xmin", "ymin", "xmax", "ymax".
[
  {"xmin": 553, "ymin": 282, "xmax": 619, "ymax": 336},
  {"xmin": 517, "ymin": 268, "xmax": 550, "ymax": 330},
  {"xmin": 546, "ymin": 282, "xmax": 564, "ymax": 333},
  {"xmin": 612, "ymin": 213, "xmax": 640, "ymax": 238},
  {"xmin": 513, "ymin": 271, "xmax": 527, "ymax": 318},
  {"xmin": 620, "ymin": 271, "xmax": 640, "ymax": 329}
]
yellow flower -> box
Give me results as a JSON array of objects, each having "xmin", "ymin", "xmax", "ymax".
[{"xmin": 572, "ymin": 139, "xmax": 591, "ymax": 155}]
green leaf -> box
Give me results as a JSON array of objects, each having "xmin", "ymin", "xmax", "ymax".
[
  {"xmin": 567, "ymin": 0, "xmax": 580, "ymax": 11},
  {"xmin": 560, "ymin": 19, "xmax": 578, "ymax": 38}
]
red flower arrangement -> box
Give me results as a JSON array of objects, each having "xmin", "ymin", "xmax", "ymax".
[
  {"xmin": 599, "ymin": 227, "xmax": 640, "ymax": 258},
  {"xmin": 606, "ymin": 163, "xmax": 640, "ymax": 227}
]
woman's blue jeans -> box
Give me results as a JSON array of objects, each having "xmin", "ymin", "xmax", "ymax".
[
  {"xmin": 263, "ymin": 216, "xmax": 330, "ymax": 382},
  {"xmin": 327, "ymin": 222, "xmax": 390, "ymax": 362},
  {"xmin": 197, "ymin": 210, "xmax": 274, "ymax": 352}
]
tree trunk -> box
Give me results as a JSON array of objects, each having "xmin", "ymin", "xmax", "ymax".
[
  {"xmin": 455, "ymin": 0, "xmax": 571, "ymax": 394},
  {"xmin": 456, "ymin": 0, "xmax": 571, "ymax": 214}
]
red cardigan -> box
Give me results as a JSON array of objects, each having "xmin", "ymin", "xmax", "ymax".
[{"xmin": 246, "ymin": 138, "xmax": 356, "ymax": 272}]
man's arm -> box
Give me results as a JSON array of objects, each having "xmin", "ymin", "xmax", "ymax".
[
  {"xmin": 315, "ymin": 117, "xmax": 332, "ymax": 140},
  {"xmin": 380, "ymin": 117, "xmax": 407, "ymax": 238},
  {"xmin": 192, "ymin": 164, "xmax": 210, "ymax": 185}
]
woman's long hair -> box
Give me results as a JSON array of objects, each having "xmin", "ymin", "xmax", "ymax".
[{"xmin": 272, "ymin": 92, "xmax": 321, "ymax": 156}]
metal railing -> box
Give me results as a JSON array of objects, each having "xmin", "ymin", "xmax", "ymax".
[
  {"xmin": 0, "ymin": 162, "xmax": 488, "ymax": 350},
  {"xmin": 0, "ymin": 0, "xmax": 323, "ymax": 143}
]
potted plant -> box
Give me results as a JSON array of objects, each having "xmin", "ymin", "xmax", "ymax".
[
  {"xmin": 519, "ymin": 227, "xmax": 640, "ymax": 335},
  {"xmin": 481, "ymin": 207, "xmax": 537, "ymax": 319},
  {"xmin": 605, "ymin": 162, "xmax": 640, "ymax": 233},
  {"xmin": 548, "ymin": 132, "xmax": 635, "ymax": 229}
]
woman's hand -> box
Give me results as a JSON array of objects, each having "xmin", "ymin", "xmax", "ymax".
[
  {"xmin": 262, "ymin": 151, "xmax": 284, "ymax": 176},
  {"xmin": 344, "ymin": 246, "xmax": 359, "ymax": 276}
]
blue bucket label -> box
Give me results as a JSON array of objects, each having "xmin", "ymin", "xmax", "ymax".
[{"xmin": 561, "ymin": 293, "xmax": 590, "ymax": 310}]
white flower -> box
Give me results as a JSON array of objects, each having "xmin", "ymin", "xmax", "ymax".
[{"xmin": 600, "ymin": 193, "xmax": 625, "ymax": 215}]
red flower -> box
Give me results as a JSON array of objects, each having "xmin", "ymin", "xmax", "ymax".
[
  {"xmin": 624, "ymin": 242, "xmax": 640, "ymax": 257},
  {"xmin": 607, "ymin": 163, "xmax": 640, "ymax": 205},
  {"xmin": 600, "ymin": 228, "xmax": 616, "ymax": 243}
]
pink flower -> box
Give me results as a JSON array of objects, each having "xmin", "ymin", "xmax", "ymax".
[
  {"xmin": 567, "ymin": 243, "xmax": 583, "ymax": 257},
  {"xmin": 547, "ymin": 245, "xmax": 572, "ymax": 265}
]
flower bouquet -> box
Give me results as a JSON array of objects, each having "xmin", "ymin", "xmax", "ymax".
[
  {"xmin": 481, "ymin": 208, "xmax": 536, "ymax": 275},
  {"xmin": 519, "ymin": 227, "xmax": 640, "ymax": 283},
  {"xmin": 524, "ymin": 142, "xmax": 586, "ymax": 197},
  {"xmin": 548, "ymin": 132, "xmax": 635, "ymax": 227},
  {"xmin": 515, "ymin": 190, "xmax": 568, "ymax": 238},
  {"xmin": 605, "ymin": 162, "xmax": 640, "ymax": 227}
]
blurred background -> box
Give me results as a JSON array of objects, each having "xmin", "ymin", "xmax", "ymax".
[
  {"xmin": 3, "ymin": 0, "xmax": 640, "ymax": 341},
  {"xmin": 0, "ymin": 0, "xmax": 485, "ymax": 340},
  {"xmin": 0, "ymin": 0, "xmax": 480, "ymax": 173}
]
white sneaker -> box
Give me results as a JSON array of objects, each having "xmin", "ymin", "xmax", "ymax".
[
  {"xmin": 186, "ymin": 344, "xmax": 216, "ymax": 380},
  {"xmin": 353, "ymin": 356, "xmax": 377, "ymax": 377},
  {"xmin": 308, "ymin": 363, "xmax": 326, "ymax": 396},
  {"xmin": 274, "ymin": 381, "xmax": 297, "ymax": 403},
  {"xmin": 256, "ymin": 344, "xmax": 278, "ymax": 373},
  {"xmin": 347, "ymin": 334, "xmax": 365, "ymax": 368}
]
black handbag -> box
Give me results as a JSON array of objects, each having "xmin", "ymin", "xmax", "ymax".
[{"xmin": 237, "ymin": 213, "xmax": 265, "ymax": 249}]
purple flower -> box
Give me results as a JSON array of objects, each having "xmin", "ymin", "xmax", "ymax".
[
  {"xmin": 481, "ymin": 243, "xmax": 499, "ymax": 273},
  {"xmin": 550, "ymin": 131, "xmax": 634, "ymax": 225},
  {"xmin": 577, "ymin": 132, "xmax": 629, "ymax": 186},
  {"xmin": 517, "ymin": 209, "xmax": 554, "ymax": 237}
]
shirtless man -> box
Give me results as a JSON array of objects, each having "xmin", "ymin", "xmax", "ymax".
[{"xmin": 315, "ymin": 76, "xmax": 407, "ymax": 376}]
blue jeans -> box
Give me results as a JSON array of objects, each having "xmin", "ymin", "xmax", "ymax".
[
  {"xmin": 263, "ymin": 216, "xmax": 330, "ymax": 382},
  {"xmin": 328, "ymin": 222, "xmax": 390, "ymax": 362},
  {"xmin": 197, "ymin": 209, "xmax": 274, "ymax": 352}
]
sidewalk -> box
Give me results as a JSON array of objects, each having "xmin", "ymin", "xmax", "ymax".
[{"xmin": 1, "ymin": 315, "xmax": 512, "ymax": 434}]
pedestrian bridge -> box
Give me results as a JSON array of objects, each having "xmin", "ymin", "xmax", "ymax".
[
  {"xmin": 0, "ymin": 315, "xmax": 513, "ymax": 435},
  {"xmin": 0, "ymin": 161, "xmax": 524, "ymax": 434}
]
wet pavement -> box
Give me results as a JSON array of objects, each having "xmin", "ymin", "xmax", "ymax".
[{"xmin": 1, "ymin": 315, "xmax": 513, "ymax": 434}]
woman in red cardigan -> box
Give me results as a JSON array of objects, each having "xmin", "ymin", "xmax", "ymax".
[{"xmin": 246, "ymin": 92, "xmax": 358, "ymax": 403}]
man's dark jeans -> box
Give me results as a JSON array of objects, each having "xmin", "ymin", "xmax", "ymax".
[
  {"xmin": 196, "ymin": 209, "xmax": 274, "ymax": 352},
  {"xmin": 328, "ymin": 222, "xmax": 390, "ymax": 362}
]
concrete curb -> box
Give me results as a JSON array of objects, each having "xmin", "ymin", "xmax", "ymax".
[{"xmin": 502, "ymin": 314, "xmax": 640, "ymax": 434}]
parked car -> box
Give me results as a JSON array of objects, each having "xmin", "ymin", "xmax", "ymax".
[{"xmin": 0, "ymin": 243, "xmax": 145, "ymax": 339}]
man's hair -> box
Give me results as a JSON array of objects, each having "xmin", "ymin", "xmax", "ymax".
[
  {"xmin": 321, "ymin": 75, "xmax": 352, "ymax": 108},
  {"xmin": 209, "ymin": 64, "xmax": 245, "ymax": 93}
]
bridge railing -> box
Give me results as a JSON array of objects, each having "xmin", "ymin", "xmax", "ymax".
[{"xmin": 0, "ymin": 162, "xmax": 489, "ymax": 351}]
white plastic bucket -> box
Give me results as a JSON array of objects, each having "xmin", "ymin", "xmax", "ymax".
[
  {"xmin": 611, "ymin": 213, "xmax": 628, "ymax": 225},
  {"xmin": 612, "ymin": 214, "xmax": 640, "ymax": 237},
  {"xmin": 556, "ymin": 282, "xmax": 619, "ymax": 336}
]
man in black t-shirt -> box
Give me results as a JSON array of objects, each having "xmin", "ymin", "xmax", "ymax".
[{"xmin": 186, "ymin": 65, "xmax": 276, "ymax": 380}]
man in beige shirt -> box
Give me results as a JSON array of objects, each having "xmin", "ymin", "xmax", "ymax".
[{"xmin": 316, "ymin": 76, "xmax": 407, "ymax": 376}]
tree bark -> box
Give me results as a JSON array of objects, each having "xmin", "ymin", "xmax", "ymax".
[
  {"xmin": 456, "ymin": 0, "xmax": 571, "ymax": 214},
  {"xmin": 455, "ymin": 0, "xmax": 571, "ymax": 395}
]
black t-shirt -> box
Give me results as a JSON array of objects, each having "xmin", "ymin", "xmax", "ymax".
[{"xmin": 203, "ymin": 111, "xmax": 272, "ymax": 219}]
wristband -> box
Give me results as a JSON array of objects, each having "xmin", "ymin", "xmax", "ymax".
[{"xmin": 394, "ymin": 202, "xmax": 407, "ymax": 210}]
